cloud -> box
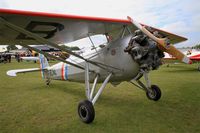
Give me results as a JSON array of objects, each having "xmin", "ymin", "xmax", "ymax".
[
  {"xmin": 161, "ymin": 21, "xmax": 192, "ymax": 34},
  {"xmin": 0, "ymin": 0, "xmax": 8, "ymax": 8},
  {"xmin": 192, "ymin": 15, "xmax": 200, "ymax": 31},
  {"xmin": 161, "ymin": 20, "xmax": 200, "ymax": 47}
]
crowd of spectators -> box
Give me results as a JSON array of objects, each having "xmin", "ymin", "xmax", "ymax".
[
  {"xmin": 0, "ymin": 51, "xmax": 32, "ymax": 63},
  {"xmin": 0, "ymin": 53, "xmax": 11, "ymax": 63},
  {"xmin": 0, "ymin": 51, "xmax": 68, "ymax": 64}
]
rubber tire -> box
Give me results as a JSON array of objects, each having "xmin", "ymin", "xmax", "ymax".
[
  {"xmin": 78, "ymin": 100, "xmax": 95, "ymax": 123},
  {"xmin": 146, "ymin": 85, "xmax": 161, "ymax": 101}
]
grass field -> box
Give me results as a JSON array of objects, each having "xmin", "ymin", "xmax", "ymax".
[{"xmin": 0, "ymin": 61, "xmax": 200, "ymax": 133}]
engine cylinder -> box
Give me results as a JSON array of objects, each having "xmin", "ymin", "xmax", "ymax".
[{"xmin": 124, "ymin": 30, "xmax": 164, "ymax": 71}]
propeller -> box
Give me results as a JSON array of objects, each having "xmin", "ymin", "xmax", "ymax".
[{"xmin": 127, "ymin": 16, "xmax": 192, "ymax": 64}]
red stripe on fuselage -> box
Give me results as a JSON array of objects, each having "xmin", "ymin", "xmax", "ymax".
[{"xmin": 61, "ymin": 63, "xmax": 65, "ymax": 80}]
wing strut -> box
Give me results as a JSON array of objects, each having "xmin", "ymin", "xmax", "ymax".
[
  {"xmin": 24, "ymin": 45, "xmax": 89, "ymax": 71},
  {"xmin": 0, "ymin": 17, "xmax": 121, "ymax": 72},
  {"xmin": 0, "ymin": 17, "xmax": 91, "ymax": 71}
]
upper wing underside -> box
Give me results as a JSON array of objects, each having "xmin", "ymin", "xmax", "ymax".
[{"xmin": 0, "ymin": 8, "xmax": 187, "ymax": 45}]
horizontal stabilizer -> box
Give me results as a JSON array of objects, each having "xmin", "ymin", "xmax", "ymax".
[
  {"xmin": 7, "ymin": 68, "xmax": 44, "ymax": 77},
  {"xmin": 21, "ymin": 57, "xmax": 39, "ymax": 61}
]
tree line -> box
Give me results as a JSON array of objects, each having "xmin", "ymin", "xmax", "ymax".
[{"xmin": 193, "ymin": 44, "xmax": 200, "ymax": 49}]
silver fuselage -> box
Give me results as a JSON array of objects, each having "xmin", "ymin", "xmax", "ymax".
[{"xmin": 48, "ymin": 35, "xmax": 140, "ymax": 83}]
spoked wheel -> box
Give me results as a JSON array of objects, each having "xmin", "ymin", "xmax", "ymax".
[
  {"xmin": 146, "ymin": 85, "xmax": 161, "ymax": 101},
  {"xmin": 78, "ymin": 100, "xmax": 95, "ymax": 123}
]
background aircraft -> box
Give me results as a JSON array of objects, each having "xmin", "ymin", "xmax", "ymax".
[
  {"xmin": 164, "ymin": 49, "xmax": 200, "ymax": 71},
  {"xmin": 0, "ymin": 8, "xmax": 191, "ymax": 123},
  {"xmin": 186, "ymin": 49, "xmax": 200, "ymax": 65}
]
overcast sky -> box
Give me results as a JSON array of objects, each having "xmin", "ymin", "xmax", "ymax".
[{"xmin": 0, "ymin": 0, "xmax": 200, "ymax": 48}]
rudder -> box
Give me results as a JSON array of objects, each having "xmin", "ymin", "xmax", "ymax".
[{"xmin": 39, "ymin": 54, "xmax": 49, "ymax": 79}]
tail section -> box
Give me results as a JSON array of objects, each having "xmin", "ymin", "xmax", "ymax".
[{"xmin": 39, "ymin": 54, "xmax": 49, "ymax": 79}]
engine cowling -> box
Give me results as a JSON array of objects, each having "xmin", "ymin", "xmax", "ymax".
[{"xmin": 124, "ymin": 30, "xmax": 164, "ymax": 71}]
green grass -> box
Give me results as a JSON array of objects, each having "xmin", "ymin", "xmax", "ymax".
[{"xmin": 0, "ymin": 61, "xmax": 200, "ymax": 133}]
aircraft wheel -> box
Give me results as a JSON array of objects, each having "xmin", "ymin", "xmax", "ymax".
[
  {"xmin": 146, "ymin": 85, "xmax": 161, "ymax": 101},
  {"xmin": 78, "ymin": 100, "xmax": 95, "ymax": 123}
]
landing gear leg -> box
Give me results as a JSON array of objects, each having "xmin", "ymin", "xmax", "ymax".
[
  {"xmin": 78, "ymin": 62, "xmax": 112, "ymax": 123},
  {"xmin": 130, "ymin": 70, "xmax": 162, "ymax": 101}
]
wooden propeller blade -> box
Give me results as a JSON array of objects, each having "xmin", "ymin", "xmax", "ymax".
[{"xmin": 127, "ymin": 16, "xmax": 192, "ymax": 64}]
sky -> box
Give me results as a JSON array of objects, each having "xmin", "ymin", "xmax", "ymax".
[{"xmin": 0, "ymin": 0, "xmax": 200, "ymax": 48}]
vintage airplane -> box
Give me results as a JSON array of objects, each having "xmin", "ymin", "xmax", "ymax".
[
  {"xmin": 0, "ymin": 8, "xmax": 192, "ymax": 123},
  {"xmin": 189, "ymin": 53, "xmax": 200, "ymax": 71},
  {"xmin": 164, "ymin": 49, "xmax": 200, "ymax": 71},
  {"xmin": 185, "ymin": 49, "xmax": 200, "ymax": 71}
]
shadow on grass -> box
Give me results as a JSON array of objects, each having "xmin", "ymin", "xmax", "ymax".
[{"xmin": 30, "ymin": 81, "xmax": 144, "ymax": 106}]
